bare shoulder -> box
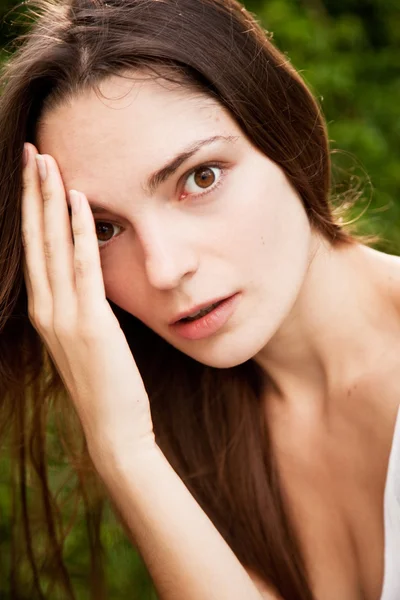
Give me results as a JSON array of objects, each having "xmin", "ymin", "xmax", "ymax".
[
  {"xmin": 246, "ymin": 567, "xmax": 284, "ymax": 599},
  {"xmin": 385, "ymin": 252, "xmax": 400, "ymax": 308},
  {"xmin": 362, "ymin": 245, "xmax": 400, "ymax": 307},
  {"xmin": 379, "ymin": 250, "xmax": 400, "ymax": 312}
]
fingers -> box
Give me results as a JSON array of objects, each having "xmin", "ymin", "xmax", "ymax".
[
  {"xmin": 36, "ymin": 152, "xmax": 77, "ymax": 327},
  {"xmin": 21, "ymin": 142, "xmax": 107, "ymax": 335},
  {"xmin": 21, "ymin": 143, "xmax": 53, "ymax": 326},
  {"xmin": 69, "ymin": 190, "xmax": 107, "ymax": 321}
]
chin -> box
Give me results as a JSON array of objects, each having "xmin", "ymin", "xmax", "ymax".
[
  {"xmin": 195, "ymin": 354, "xmax": 250, "ymax": 369},
  {"xmin": 177, "ymin": 335, "xmax": 262, "ymax": 370}
]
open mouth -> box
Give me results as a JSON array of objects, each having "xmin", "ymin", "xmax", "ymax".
[
  {"xmin": 169, "ymin": 293, "xmax": 240, "ymax": 341},
  {"xmin": 179, "ymin": 300, "xmax": 224, "ymax": 323}
]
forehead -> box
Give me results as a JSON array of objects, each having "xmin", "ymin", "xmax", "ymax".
[{"xmin": 37, "ymin": 74, "xmax": 236, "ymax": 177}]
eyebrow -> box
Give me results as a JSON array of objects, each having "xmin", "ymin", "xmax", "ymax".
[{"xmin": 87, "ymin": 134, "xmax": 239, "ymax": 214}]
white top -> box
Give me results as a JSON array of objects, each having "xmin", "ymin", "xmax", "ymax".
[{"xmin": 380, "ymin": 405, "xmax": 400, "ymax": 600}]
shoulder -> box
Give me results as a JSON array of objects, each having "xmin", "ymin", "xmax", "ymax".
[{"xmin": 361, "ymin": 245, "xmax": 400, "ymax": 309}]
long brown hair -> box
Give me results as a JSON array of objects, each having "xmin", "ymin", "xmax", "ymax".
[{"xmin": 0, "ymin": 0, "xmax": 367, "ymax": 598}]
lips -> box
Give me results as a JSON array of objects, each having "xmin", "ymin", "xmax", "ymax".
[
  {"xmin": 179, "ymin": 300, "xmax": 223, "ymax": 322},
  {"xmin": 169, "ymin": 294, "xmax": 235, "ymax": 325},
  {"xmin": 169, "ymin": 292, "xmax": 241, "ymax": 340}
]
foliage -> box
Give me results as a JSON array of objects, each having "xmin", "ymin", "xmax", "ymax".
[{"xmin": 246, "ymin": 0, "xmax": 400, "ymax": 253}]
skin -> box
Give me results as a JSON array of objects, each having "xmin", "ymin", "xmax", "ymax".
[{"xmin": 33, "ymin": 72, "xmax": 400, "ymax": 600}]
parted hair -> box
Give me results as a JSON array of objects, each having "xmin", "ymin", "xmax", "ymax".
[{"xmin": 0, "ymin": 0, "xmax": 364, "ymax": 598}]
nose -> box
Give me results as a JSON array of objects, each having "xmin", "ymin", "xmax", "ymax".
[{"xmin": 141, "ymin": 219, "xmax": 199, "ymax": 290}]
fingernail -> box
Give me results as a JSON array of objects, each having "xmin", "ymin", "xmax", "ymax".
[
  {"xmin": 23, "ymin": 144, "xmax": 29, "ymax": 167},
  {"xmin": 35, "ymin": 155, "xmax": 47, "ymax": 182}
]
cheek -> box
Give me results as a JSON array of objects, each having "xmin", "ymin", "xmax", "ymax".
[
  {"xmin": 236, "ymin": 176, "xmax": 311, "ymax": 309},
  {"xmin": 226, "ymin": 176, "xmax": 309, "ymax": 272},
  {"xmin": 100, "ymin": 249, "xmax": 148, "ymax": 318}
]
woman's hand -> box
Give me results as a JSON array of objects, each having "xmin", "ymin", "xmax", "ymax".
[{"xmin": 21, "ymin": 143, "xmax": 156, "ymax": 468}]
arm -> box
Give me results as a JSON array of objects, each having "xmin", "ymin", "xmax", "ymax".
[
  {"xmin": 98, "ymin": 446, "xmax": 278, "ymax": 600},
  {"xmin": 20, "ymin": 147, "xmax": 277, "ymax": 600}
]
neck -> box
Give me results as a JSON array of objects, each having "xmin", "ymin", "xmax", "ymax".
[{"xmin": 254, "ymin": 237, "xmax": 400, "ymax": 416}]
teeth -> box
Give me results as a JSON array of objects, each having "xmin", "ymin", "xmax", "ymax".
[
  {"xmin": 188, "ymin": 310, "xmax": 202, "ymax": 318},
  {"xmin": 184, "ymin": 302, "xmax": 220, "ymax": 322}
]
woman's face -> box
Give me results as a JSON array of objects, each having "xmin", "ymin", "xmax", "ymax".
[{"xmin": 37, "ymin": 73, "xmax": 313, "ymax": 368}]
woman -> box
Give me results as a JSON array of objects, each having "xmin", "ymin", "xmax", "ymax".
[{"xmin": 0, "ymin": 0, "xmax": 398, "ymax": 598}]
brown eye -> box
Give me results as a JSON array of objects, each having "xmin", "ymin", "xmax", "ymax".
[
  {"xmin": 95, "ymin": 222, "xmax": 122, "ymax": 248},
  {"xmin": 193, "ymin": 167, "xmax": 216, "ymax": 189},
  {"xmin": 184, "ymin": 165, "xmax": 221, "ymax": 196}
]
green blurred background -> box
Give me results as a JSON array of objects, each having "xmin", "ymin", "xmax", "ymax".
[{"xmin": 0, "ymin": 0, "xmax": 399, "ymax": 598}]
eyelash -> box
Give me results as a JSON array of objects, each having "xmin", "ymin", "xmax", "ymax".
[{"xmin": 95, "ymin": 161, "xmax": 227, "ymax": 250}]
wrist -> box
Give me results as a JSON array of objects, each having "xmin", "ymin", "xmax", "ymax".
[{"xmin": 89, "ymin": 437, "xmax": 161, "ymax": 481}]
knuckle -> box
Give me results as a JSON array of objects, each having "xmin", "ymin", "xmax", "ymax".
[
  {"xmin": 42, "ymin": 189, "xmax": 52, "ymax": 205},
  {"xmin": 21, "ymin": 171, "xmax": 31, "ymax": 192},
  {"xmin": 21, "ymin": 228, "xmax": 30, "ymax": 250},
  {"xmin": 43, "ymin": 238, "xmax": 55, "ymax": 260},
  {"xmin": 21, "ymin": 227, "xmax": 39, "ymax": 250},
  {"xmin": 30, "ymin": 309, "xmax": 53, "ymax": 333},
  {"xmin": 74, "ymin": 256, "xmax": 93, "ymax": 277},
  {"xmin": 72, "ymin": 222, "xmax": 85, "ymax": 238}
]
